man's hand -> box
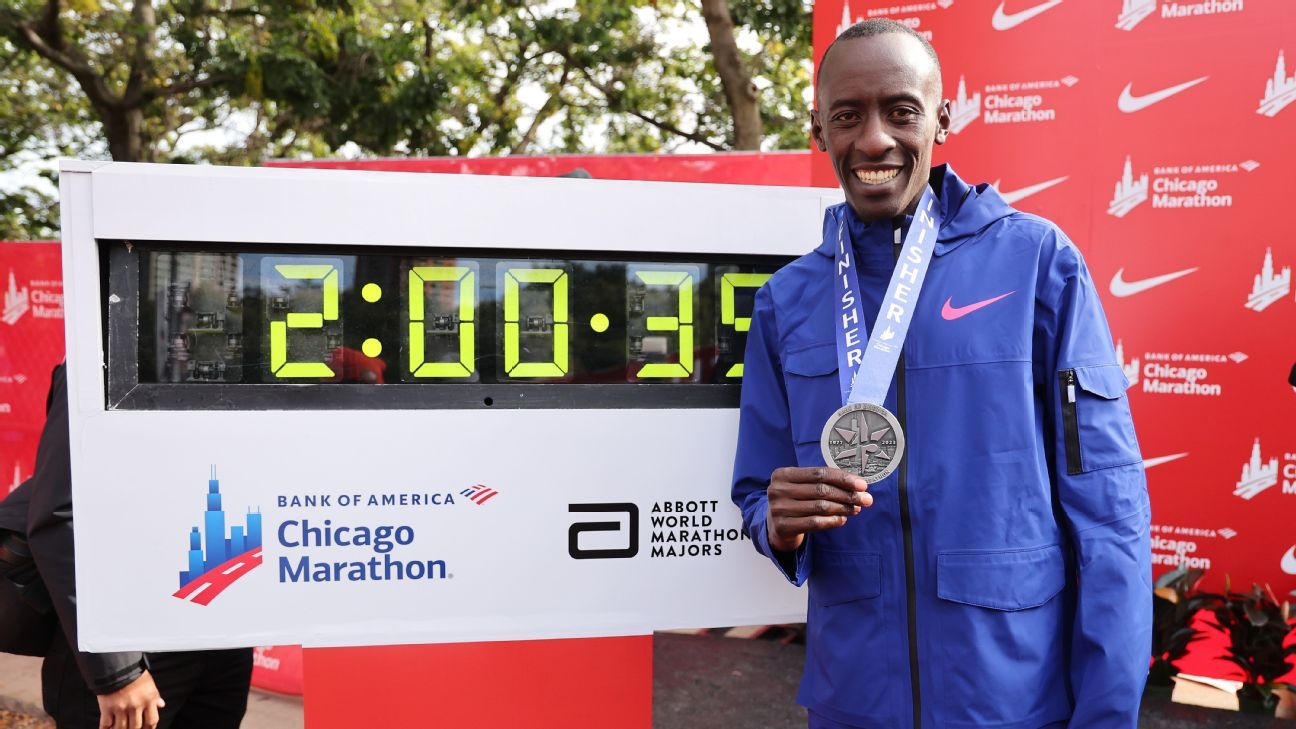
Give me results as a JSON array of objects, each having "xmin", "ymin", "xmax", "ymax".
[
  {"xmin": 97, "ymin": 670, "xmax": 164, "ymax": 729},
  {"xmin": 766, "ymin": 466, "xmax": 873, "ymax": 552}
]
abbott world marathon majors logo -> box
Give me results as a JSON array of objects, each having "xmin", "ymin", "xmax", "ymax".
[
  {"xmin": 567, "ymin": 500, "xmax": 749, "ymax": 560},
  {"xmin": 1107, "ymin": 156, "xmax": 1258, "ymax": 217},
  {"xmin": 1116, "ymin": 0, "xmax": 1244, "ymax": 32},
  {"xmin": 947, "ymin": 74, "xmax": 1078, "ymax": 135},
  {"xmin": 1115, "ymin": 339, "xmax": 1246, "ymax": 397}
]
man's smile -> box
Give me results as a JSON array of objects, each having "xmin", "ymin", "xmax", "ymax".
[{"xmin": 853, "ymin": 168, "xmax": 901, "ymax": 185}]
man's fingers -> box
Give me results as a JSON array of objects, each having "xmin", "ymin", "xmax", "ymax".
[
  {"xmin": 775, "ymin": 515, "xmax": 851, "ymax": 536},
  {"xmin": 129, "ymin": 706, "xmax": 144, "ymax": 729},
  {"xmin": 98, "ymin": 711, "xmax": 113, "ymax": 729},
  {"xmin": 773, "ymin": 466, "xmax": 870, "ymax": 492},
  {"xmin": 145, "ymin": 702, "xmax": 160, "ymax": 729},
  {"xmin": 775, "ymin": 480, "xmax": 872, "ymax": 507},
  {"xmin": 772, "ymin": 498, "xmax": 860, "ymax": 518}
]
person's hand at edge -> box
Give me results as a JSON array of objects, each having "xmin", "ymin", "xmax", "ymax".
[
  {"xmin": 766, "ymin": 466, "xmax": 873, "ymax": 552},
  {"xmin": 97, "ymin": 670, "xmax": 164, "ymax": 729}
]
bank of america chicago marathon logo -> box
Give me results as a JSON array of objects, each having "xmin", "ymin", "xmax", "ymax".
[
  {"xmin": 1149, "ymin": 522, "xmax": 1237, "ymax": 572},
  {"xmin": 173, "ymin": 467, "xmax": 263, "ymax": 606},
  {"xmin": 1107, "ymin": 156, "xmax": 1259, "ymax": 218},
  {"xmin": 1116, "ymin": 0, "xmax": 1244, "ymax": 32},
  {"xmin": 1114, "ymin": 339, "xmax": 1246, "ymax": 397},
  {"xmin": 835, "ymin": 1, "xmax": 954, "ymax": 42},
  {"xmin": 947, "ymin": 74, "xmax": 1078, "ymax": 135}
]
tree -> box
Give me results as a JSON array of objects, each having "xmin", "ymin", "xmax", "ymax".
[{"xmin": 0, "ymin": 1, "xmax": 814, "ymax": 237}]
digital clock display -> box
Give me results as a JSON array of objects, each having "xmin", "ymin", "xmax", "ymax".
[{"xmin": 136, "ymin": 246, "xmax": 786, "ymax": 389}]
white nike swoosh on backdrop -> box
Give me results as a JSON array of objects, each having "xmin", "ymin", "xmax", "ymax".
[
  {"xmin": 992, "ymin": 0, "xmax": 1064, "ymax": 30},
  {"xmin": 1109, "ymin": 267, "xmax": 1199, "ymax": 297},
  {"xmin": 1282, "ymin": 546, "xmax": 1296, "ymax": 575},
  {"xmin": 1117, "ymin": 76, "xmax": 1210, "ymax": 112},
  {"xmin": 994, "ymin": 176, "xmax": 1070, "ymax": 205},
  {"xmin": 1142, "ymin": 453, "xmax": 1189, "ymax": 469}
]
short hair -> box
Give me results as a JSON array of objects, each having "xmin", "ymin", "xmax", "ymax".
[{"xmin": 817, "ymin": 19, "xmax": 942, "ymax": 90}]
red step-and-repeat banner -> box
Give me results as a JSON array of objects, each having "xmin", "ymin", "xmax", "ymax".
[
  {"xmin": 813, "ymin": 0, "xmax": 1296, "ymax": 595},
  {"xmin": 0, "ymin": 242, "xmax": 63, "ymax": 494}
]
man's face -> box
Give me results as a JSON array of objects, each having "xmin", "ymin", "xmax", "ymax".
[{"xmin": 812, "ymin": 33, "xmax": 951, "ymax": 222}]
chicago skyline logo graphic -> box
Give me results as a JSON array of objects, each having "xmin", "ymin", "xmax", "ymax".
[
  {"xmin": 173, "ymin": 467, "xmax": 263, "ymax": 605},
  {"xmin": 1245, "ymin": 247, "xmax": 1291, "ymax": 312},
  {"xmin": 1108, "ymin": 156, "xmax": 1149, "ymax": 217},
  {"xmin": 1233, "ymin": 438, "xmax": 1278, "ymax": 501},
  {"xmin": 2, "ymin": 269, "xmax": 29, "ymax": 326},
  {"xmin": 1259, "ymin": 50, "xmax": 1295, "ymax": 117}
]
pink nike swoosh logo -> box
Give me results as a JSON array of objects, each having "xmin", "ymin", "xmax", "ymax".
[{"xmin": 942, "ymin": 291, "xmax": 1016, "ymax": 320}]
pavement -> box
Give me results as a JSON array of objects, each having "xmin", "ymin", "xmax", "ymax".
[
  {"xmin": 0, "ymin": 653, "xmax": 302, "ymax": 728},
  {"xmin": 0, "ymin": 637, "xmax": 1283, "ymax": 728}
]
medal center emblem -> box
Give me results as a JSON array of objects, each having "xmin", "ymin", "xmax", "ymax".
[{"xmin": 820, "ymin": 403, "xmax": 906, "ymax": 484}]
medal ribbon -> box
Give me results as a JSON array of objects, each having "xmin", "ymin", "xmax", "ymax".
[{"xmin": 832, "ymin": 186, "xmax": 941, "ymax": 406}]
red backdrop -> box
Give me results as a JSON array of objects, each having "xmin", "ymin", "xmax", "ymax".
[
  {"xmin": 814, "ymin": 0, "xmax": 1296, "ymax": 596},
  {"xmin": 0, "ymin": 241, "xmax": 64, "ymax": 495}
]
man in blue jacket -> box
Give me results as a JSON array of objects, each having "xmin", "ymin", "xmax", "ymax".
[{"xmin": 731, "ymin": 19, "xmax": 1152, "ymax": 729}]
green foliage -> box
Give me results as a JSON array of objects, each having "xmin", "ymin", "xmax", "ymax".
[{"xmin": 0, "ymin": 0, "xmax": 814, "ymax": 238}]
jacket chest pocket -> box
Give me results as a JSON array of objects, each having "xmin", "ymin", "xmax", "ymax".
[
  {"xmin": 1059, "ymin": 364, "xmax": 1141, "ymax": 475},
  {"xmin": 782, "ymin": 343, "xmax": 840, "ymax": 460}
]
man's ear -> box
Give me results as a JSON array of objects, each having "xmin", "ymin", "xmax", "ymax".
[
  {"xmin": 934, "ymin": 100, "xmax": 952, "ymax": 145},
  {"xmin": 811, "ymin": 109, "xmax": 827, "ymax": 152}
]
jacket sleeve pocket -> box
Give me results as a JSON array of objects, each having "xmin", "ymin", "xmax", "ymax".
[
  {"xmin": 810, "ymin": 550, "xmax": 881, "ymax": 607},
  {"xmin": 937, "ymin": 545, "xmax": 1065, "ymax": 611},
  {"xmin": 1058, "ymin": 364, "xmax": 1141, "ymax": 475},
  {"xmin": 783, "ymin": 343, "xmax": 839, "ymax": 445}
]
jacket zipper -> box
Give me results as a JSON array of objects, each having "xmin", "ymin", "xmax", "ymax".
[
  {"xmin": 1060, "ymin": 369, "xmax": 1082, "ymax": 475},
  {"xmin": 894, "ymin": 225, "xmax": 922, "ymax": 729}
]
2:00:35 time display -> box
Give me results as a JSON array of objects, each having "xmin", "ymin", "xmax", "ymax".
[{"xmin": 140, "ymin": 248, "xmax": 786, "ymax": 386}]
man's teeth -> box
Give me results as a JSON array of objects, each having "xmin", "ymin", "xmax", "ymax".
[{"xmin": 854, "ymin": 168, "xmax": 900, "ymax": 185}]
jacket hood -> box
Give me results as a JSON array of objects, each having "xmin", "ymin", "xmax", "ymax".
[{"xmin": 815, "ymin": 164, "xmax": 1016, "ymax": 258}]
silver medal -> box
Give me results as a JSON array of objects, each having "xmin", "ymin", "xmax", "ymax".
[{"xmin": 820, "ymin": 402, "xmax": 905, "ymax": 483}]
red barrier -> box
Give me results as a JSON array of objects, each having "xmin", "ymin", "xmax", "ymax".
[{"xmin": 267, "ymin": 151, "xmax": 811, "ymax": 186}]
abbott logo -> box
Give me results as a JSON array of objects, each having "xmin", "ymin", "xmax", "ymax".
[
  {"xmin": 948, "ymin": 76, "xmax": 981, "ymax": 134},
  {"xmin": 1108, "ymin": 156, "xmax": 1148, "ymax": 217},
  {"xmin": 568, "ymin": 503, "xmax": 638, "ymax": 559},
  {"xmin": 1259, "ymin": 50, "xmax": 1296, "ymax": 117}
]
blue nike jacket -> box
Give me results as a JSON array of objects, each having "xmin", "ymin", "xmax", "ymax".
[{"xmin": 732, "ymin": 165, "xmax": 1152, "ymax": 728}]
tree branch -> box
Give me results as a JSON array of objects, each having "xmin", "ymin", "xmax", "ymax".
[
  {"xmin": 141, "ymin": 73, "xmax": 228, "ymax": 102},
  {"xmin": 510, "ymin": 62, "xmax": 570, "ymax": 155},
  {"xmin": 13, "ymin": 17, "xmax": 120, "ymax": 112},
  {"xmin": 122, "ymin": 0, "xmax": 158, "ymax": 107},
  {"xmin": 700, "ymin": 0, "xmax": 763, "ymax": 149}
]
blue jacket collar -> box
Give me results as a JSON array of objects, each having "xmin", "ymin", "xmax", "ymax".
[{"xmin": 815, "ymin": 164, "xmax": 1016, "ymax": 259}]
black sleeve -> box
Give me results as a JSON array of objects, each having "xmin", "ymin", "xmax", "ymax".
[{"xmin": 25, "ymin": 363, "xmax": 145, "ymax": 694}]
